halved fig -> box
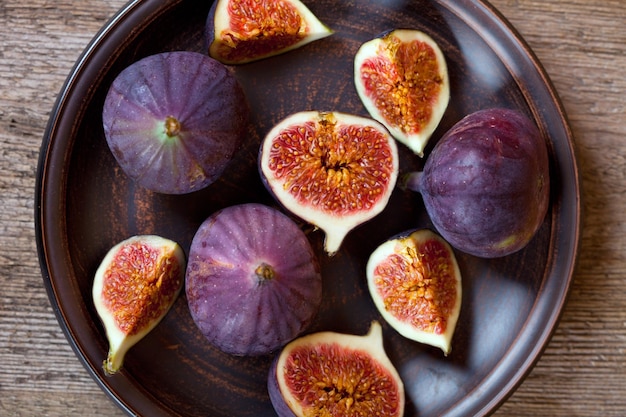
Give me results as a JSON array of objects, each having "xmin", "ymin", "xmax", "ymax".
[
  {"xmin": 366, "ymin": 229, "xmax": 461, "ymax": 355},
  {"xmin": 354, "ymin": 29, "xmax": 450, "ymax": 157},
  {"xmin": 92, "ymin": 235, "xmax": 185, "ymax": 375},
  {"xmin": 268, "ymin": 321, "xmax": 405, "ymax": 417},
  {"xmin": 259, "ymin": 111, "xmax": 399, "ymax": 255},
  {"xmin": 103, "ymin": 51, "xmax": 248, "ymax": 194},
  {"xmin": 185, "ymin": 203, "xmax": 322, "ymax": 356},
  {"xmin": 207, "ymin": 0, "xmax": 333, "ymax": 65}
]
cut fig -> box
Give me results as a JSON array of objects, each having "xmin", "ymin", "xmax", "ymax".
[
  {"xmin": 103, "ymin": 51, "xmax": 248, "ymax": 194},
  {"xmin": 185, "ymin": 203, "xmax": 322, "ymax": 356},
  {"xmin": 355, "ymin": 29, "xmax": 450, "ymax": 157},
  {"xmin": 404, "ymin": 108, "xmax": 550, "ymax": 258},
  {"xmin": 268, "ymin": 321, "xmax": 405, "ymax": 417},
  {"xmin": 92, "ymin": 235, "xmax": 185, "ymax": 375},
  {"xmin": 207, "ymin": 0, "xmax": 333, "ymax": 65},
  {"xmin": 259, "ymin": 111, "xmax": 399, "ymax": 255},
  {"xmin": 367, "ymin": 229, "xmax": 461, "ymax": 355}
]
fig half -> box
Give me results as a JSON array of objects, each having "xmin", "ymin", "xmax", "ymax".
[
  {"xmin": 259, "ymin": 111, "xmax": 399, "ymax": 255},
  {"xmin": 103, "ymin": 51, "xmax": 248, "ymax": 194},
  {"xmin": 355, "ymin": 29, "xmax": 450, "ymax": 157},
  {"xmin": 268, "ymin": 321, "xmax": 405, "ymax": 417},
  {"xmin": 92, "ymin": 235, "xmax": 185, "ymax": 375},
  {"xmin": 207, "ymin": 0, "xmax": 333, "ymax": 64},
  {"xmin": 185, "ymin": 203, "xmax": 322, "ymax": 356},
  {"xmin": 404, "ymin": 108, "xmax": 550, "ymax": 258},
  {"xmin": 367, "ymin": 229, "xmax": 461, "ymax": 355}
]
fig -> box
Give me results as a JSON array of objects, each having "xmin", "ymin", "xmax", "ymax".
[
  {"xmin": 268, "ymin": 321, "xmax": 405, "ymax": 417},
  {"xmin": 366, "ymin": 229, "xmax": 461, "ymax": 355},
  {"xmin": 92, "ymin": 235, "xmax": 185, "ymax": 375},
  {"xmin": 102, "ymin": 51, "xmax": 248, "ymax": 194},
  {"xmin": 259, "ymin": 111, "xmax": 399, "ymax": 255},
  {"xmin": 354, "ymin": 29, "xmax": 450, "ymax": 157},
  {"xmin": 207, "ymin": 0, "xmax": 333, "ymax": 65},
  {"xmin": 405, "ymin": 108, "xmax": 550, "ymax": 258},
  {"xmin": 185, "ymin": 203, "xmax": 322, "ymax": 356}
]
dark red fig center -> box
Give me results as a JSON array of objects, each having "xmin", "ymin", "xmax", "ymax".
[
  {"xmin": 283, "ymin": 343, "xmax": 402, "ymax": 415},
  {"xmin": 373, "ymin": 238, "xmax": 457, "ymax": 335},
  {"xmin": 267, "ymin": 117, "xmax": 395, "ymax": 215},
  {"xmin": 360, "ymin": 36, "xmax": 444, "ymax": 135},
  {"xmin": 220, "ymin": 0, "xmax": 305, "ymax": 62},
  {"xmin": 102, "ymin": 242, "xmax": 182, "ymax": 335}
]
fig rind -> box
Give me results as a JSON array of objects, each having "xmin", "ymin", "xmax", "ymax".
[
  {"xmin": 406, "ymin": 108, "xmax": 550, "ymax": 258},
  {"xmin": 103, "ymin": 51, "xmax": 248, "ymax": 194},
  {"xmin": 207, "ymin": 0, "xmax": 334, "ymax": 65},
  {"xmin": 354, "ymin": 29, "xmax": 449, "ymax": 157},
  {"xmin": 92, "ymin": 235, "xmax": 185, "ymax": 375},
  {"xmin": 259, "ymin": 111, "xmax": 399, "ymax": 255},
  {"xmin": 366, "ymin": 229, "xmax": 461, "ymax": 355},
  {"xmin": 185, "ymin": 203, "xmax": 322, "ymax": 356},
  {"xmin": 268, "ymin": 321, "xmax": 405, "ymax": 417}
]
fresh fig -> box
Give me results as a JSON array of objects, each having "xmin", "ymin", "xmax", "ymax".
[
  {"xmin": 268, "ymin": 321, "xmax": 405, "ymax": 417},
  {"xmin": 354, "ymin": 29, "xmax": 450, "ymax": 157},
  {"xmin": 92, "ymin": 235, "xmax": 185, "ymax": 375},
  {"xmin": 259, "ymin": 111, "xmax": 399, "ymax": 255},
  {"xmin": 366, "ymin": 229, "xmax": 461, "ymax": 355},
  {"xmin": 405, "ymin": 108, "xmax": 550, "ymax": 258},
  {"xmin": 206, "ymin": 0, "xmax": 333, "ymax": 65},
  {"xmin": 102, "ymin": 51, "xmax": 248, "ymax": 194},
  {"xmin": 185, "ymin": 203, "xmax": 322, "ymax": 356}
]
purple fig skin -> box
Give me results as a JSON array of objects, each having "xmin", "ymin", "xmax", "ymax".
[
  {"xmin": 204, "ymin": 0, "xmax": 218, "ymax": 55},
  {"xmin": 185, "ymin": 203, "xmax": 322, "ymax": 356},
  {"xmin": 267, "ymin": 355, "xmax": 297, "ymax": 417},
  {"xmin": 407, "ymin": 108, "xmax": 550, "ymax": 258},
  {"xmin": 103, "ymin": 51, "xmax": 248, "ymax": 194}
]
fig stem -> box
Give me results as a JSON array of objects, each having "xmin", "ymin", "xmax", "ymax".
[
  {"xmin": 164, "ymin": 116, "xmax": 181, "ymax": 137},
  {"xmin": 255, "ymin": 263, "xmax": 275, "ymax": 282},
  {"xmin": 103, "ymin": 347, "xmax": 124, "ymax": 376},
  {"xmin": 401, "ymin": 171, "xmax": 423, "ymax": 193}
]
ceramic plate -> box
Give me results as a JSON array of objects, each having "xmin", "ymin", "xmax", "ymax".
[{"xmin": 36, "ymin": 0, "xmax": 581, "ymax": 415}]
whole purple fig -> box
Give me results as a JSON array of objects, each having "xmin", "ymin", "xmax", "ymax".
[
  {"xmin": 185, "ymin": 203, "xmax": 322, "ymax": 356},
  {"xmin": 405, "ymin": 108, "xmax": 550, "ymax": 258},
  {"xmin": 102, "ymin": 51, "xmax": 248, "ymax": 194}
]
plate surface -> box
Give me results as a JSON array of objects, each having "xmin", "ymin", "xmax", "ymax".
[{"xmin": 36, "ymin": 0, "xmax": 580, "ymax": 416}]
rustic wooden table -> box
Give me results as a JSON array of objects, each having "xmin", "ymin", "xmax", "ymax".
[{"xmin": 1, "ymin": 0, "xmax": 624, "ymax": 416}]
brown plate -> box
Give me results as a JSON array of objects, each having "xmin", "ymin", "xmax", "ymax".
[{"xmin": 35, "ymin": 0, "xmax": 581, "ymax": 416}]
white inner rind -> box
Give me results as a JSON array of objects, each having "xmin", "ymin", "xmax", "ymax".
[
  {"xmin": 354, "ymin": 29, "xmax": 450, "ymax": 157},
  {"xmin": 259, "ymin": 111, "xmax": 399, "ymax": 255}
]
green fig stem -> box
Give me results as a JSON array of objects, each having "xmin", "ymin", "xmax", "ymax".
[
  {"xmin": 103, "ymin": 349, "xmax": 124, "ymax": 376},
  {"xmin": 401, "ymin": 171, "xmax": 423, "ymax": 193}
]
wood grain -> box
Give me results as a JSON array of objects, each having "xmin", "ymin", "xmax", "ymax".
[{"xmin": 1, "ymin": 0, "xmax": 624, "ymax": 416}]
